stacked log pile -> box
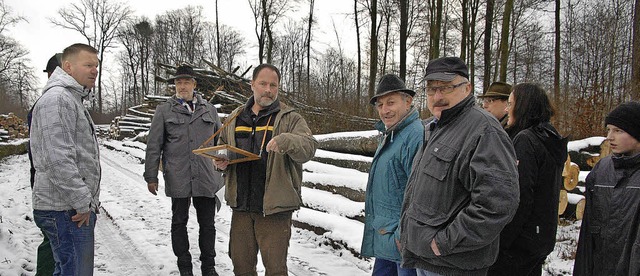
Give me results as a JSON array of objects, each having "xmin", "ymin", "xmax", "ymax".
[
  {"xmin": 109, "ymin": 62, "xmax": 376, "ymax": 140},
  {"xmin": 0, "ymin": 113, "xmax": 29, "ymax": 159},
  {"xmin": 0, "ymin": 113, "xmax": 28, "ymax": 142},
  {"xmin": 558, "ymin": 139, "xmax": 609, "ymax": 220}
]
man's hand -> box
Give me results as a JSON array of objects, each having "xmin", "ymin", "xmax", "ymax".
[
  {"xmin": 266, "ymin": 138, "xmax": 280, "ymax": 153},
  {"xmin": 214, "ymin": 159, "xmax": 229, "ymax": 170},
  {"xmin": 431, "ymin": 239, "xmax": 441, "ymax": 256},
  {"xmin": 395, "ymin": 238, "xmax": 402, "ymax": 252},
  {"xmin": 71, "ymin": 211, "xmax": 91, "ymax": 227},
  {"xmin": 148, "ymin": 182, "xmax": 158, "ymax": 195}
]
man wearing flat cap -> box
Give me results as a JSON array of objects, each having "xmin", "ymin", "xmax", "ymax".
[
  {"xmin": 361, "ymin": 74, "xmax": 423, "ymax": 276},
  {"xmin": 399, "ymin": 57, "xmax": 519, "ymax": 275},
  {"xmin": 478, "ymin": 81, "xmax": 512, "ymax": 128},
  {"xmin": 144, "ymin": 64, "xmax": 223, "ymax": 276}
]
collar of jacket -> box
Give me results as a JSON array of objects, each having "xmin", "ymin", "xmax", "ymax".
[
  {"xmin": 169, "ymin": 93, "xmax": 204, "ymax": 111},
  {"xmin": 44, "ymin": 67, "xmax": 92, "ymax": 100},
  {"xmin": 437, "ymin": 94, "xmax": 475, "ymax": 127},
  {"xmin": 375, "ymin": 106, "xmax": 419, "ymax": 134},
  {"xmin": 612, "ymin": 151, "xmax": 640, "ymax": 170}
]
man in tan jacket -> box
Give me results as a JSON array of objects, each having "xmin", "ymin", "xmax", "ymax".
[{"xmin": 215, "ymin": 63, "xmax": 318, "ymax": 276}]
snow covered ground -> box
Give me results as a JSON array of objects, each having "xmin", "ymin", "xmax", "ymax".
[{"xmin": 0, "ymin": 132, "xmax": 593, "ymax": 275}]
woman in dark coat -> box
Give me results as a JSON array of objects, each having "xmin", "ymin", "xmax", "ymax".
[{"xmin": 488, "ymin": 83, "xmax": 568, "ymax": 276}]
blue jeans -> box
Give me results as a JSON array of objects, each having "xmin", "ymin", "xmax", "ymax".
[
  {"xmin": 372, "ymin": 258, "xmax": 417, "ymax": 276},
  {"xmin": 416, "ymin": 268, "xmax": 444, "ymax": 276},
  {"xmin": 33, "ymin": 210, "xmax": 96, "ymax": 276}
]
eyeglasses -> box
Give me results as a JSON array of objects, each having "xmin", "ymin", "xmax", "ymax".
[
  {"xmin": 482, "ymin": 98, "xmax": 502, "ymax": 104},
  {"xmin": 426, "ymin": 82, "xmax": 468, "ymax": 96}
]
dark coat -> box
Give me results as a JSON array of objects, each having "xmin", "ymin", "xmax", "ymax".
[
  {"xmin": 574, "ymin": 153, "xmax": 640, "ymax": 276},
  {"xmin": 144, "ymin": 94, "xmax": 224, "ymax": 198},
  {"xmin": 399, "ymin": 95, "xmax": 520, "ymax": 275},
  {"xmin": 489, "ymin": 122, "xmax": 567, "ymax": 274}
]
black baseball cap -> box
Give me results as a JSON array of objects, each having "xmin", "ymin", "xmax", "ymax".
[
  {"xmin": 43, "ymin": 53, "xmax": 62, "ymax": 74},
  {"xmin": 425, "ymin": 57, "xmax": 469, "ymax": 81}
]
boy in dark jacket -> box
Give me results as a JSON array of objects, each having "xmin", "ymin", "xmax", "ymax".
[{"xmin": 574, "ymin": 101, "xmax": 640, "ymax": 276}]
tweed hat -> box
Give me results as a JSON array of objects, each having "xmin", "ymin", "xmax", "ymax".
[
  {"xmin": 370, "ymin": 74, "xmax": 416, "ymax": 105},
  {"xmin": 425, "ymin": 57, "xmax": 469, "ymax": 81},
  {"xmin": 605, "ymin": 101, "xmax": 640, "ymax": 142},
  {"xmin": 478, "ymin": 81, "xmax": 512, "ymax": 99}
]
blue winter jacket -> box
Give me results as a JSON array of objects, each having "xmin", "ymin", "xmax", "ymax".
[{"xmin": 361, "ymin": 107, "xmax": 424, "ymax": 262}]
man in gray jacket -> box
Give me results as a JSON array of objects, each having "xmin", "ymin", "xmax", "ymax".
[
  {"xmin": 399, "ymin": 57, "xmax": 519, "ymax": 275},
  {"xmin": 31, "ymin": 43, "xmax": 101, "ymax": 275},
  {"xmin": 144, "ymin": 65, "xmax": 224, "ymax": 276}
]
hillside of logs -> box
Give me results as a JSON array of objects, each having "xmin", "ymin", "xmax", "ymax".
[{"xmin": 110, "ymin": 62, "xmax": 377, "ymax": 147}]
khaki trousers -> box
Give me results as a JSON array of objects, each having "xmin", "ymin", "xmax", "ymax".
[{"xmin": 229, "ymin": 210, "xmax": 293, "ymax": 276}]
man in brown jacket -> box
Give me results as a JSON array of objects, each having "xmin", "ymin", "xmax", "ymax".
[{"xmin": 214, "ymin": 63, "xmax": 318, "ymax": 276}]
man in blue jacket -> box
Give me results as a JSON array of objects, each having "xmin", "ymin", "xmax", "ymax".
[
  {"xmin": 361, "ymin": 74, "xmax": 423, "ymax": 276},
  {"xmin": 399, "ymin": 57, "xmax": 519, "ymax": 276}
]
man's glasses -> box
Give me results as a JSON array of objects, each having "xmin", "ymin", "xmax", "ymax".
[
  {"xmin": 426, "ymin": 82, "xmax": 468, "ymax": 96},
  {"xmin": 483, "ymin": 98, "xmax": 502, "ymax": 104}
]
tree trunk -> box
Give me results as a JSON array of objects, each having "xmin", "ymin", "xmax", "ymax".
[
  {"xmin": 355, "ymin": 0, "xmax": 362, "ymax": 111},
  {"xmin": 483, "ymin": 0, "xmax": 495, "ymax": 91},
  {"xmin": 306, "ymin": 0, "xmax": 314, "ymax": 96},
  {"xmin": 429, "ymin": 0, "xmax": 443, "ymax": 59},
  {"xmin": 460, "ymin": 0, "xmax": 469, "ymax": 61},
  {"xmin": 633, "ymin": 0, "xmax": 640, "ymax": 100},
  {"xmin": 553, "ymin": 0, "xmax": 560, "ymax": 124},
  {"xmin": 400, "ymin": 0, "xmax": 408, "ymax": 81},
  {"xmin": 498, "ymin": 0, "xmax": 513, "ymax": 82},
  {"xmin": 368, "ymin": 0, "xmax": 378, "ymax": 116}
]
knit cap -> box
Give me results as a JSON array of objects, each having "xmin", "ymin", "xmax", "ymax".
[{"xmin": 605, "ymin": 101, "xmax": 640, "ymax": 141}]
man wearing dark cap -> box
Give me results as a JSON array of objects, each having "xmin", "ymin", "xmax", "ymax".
[
  {"xmin": 399, "ymin": 57, "xmax": 519, "ymax": 275},
  {"xmin": 478, "ymin": 81, "xmax": 512, "ymax": 128},
  {"xmin": 28, "ymin": 53, "xmax": 61, "ymax": 276},
  {"xmin": 144, "ymin": 64, "xmax": 224, "ymax": 276},
  {"xmin": 361, "ymin": 74, "xmax": 423, "ymax": 276},
  {"xmin": 574, "ymin": 101, "xmax": 640, "ymax": 276}
]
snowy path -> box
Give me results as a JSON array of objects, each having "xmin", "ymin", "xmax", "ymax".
[{"xmin": 96, "ymin": 147, "xmax": 370, "ymax": 275}]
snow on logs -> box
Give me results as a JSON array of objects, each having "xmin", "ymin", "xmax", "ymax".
[{"xmin": 558, "ymin": 138, "xmax": 609, "ymax": 220}]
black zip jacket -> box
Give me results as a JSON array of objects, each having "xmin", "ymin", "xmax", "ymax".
[
  {"xmin": 498, "ymin": 122, "xmax": 568, "ymax": 256},
  {"xmin": 574, "ymin": 153, "xmax": 640, "ymax": 276}
]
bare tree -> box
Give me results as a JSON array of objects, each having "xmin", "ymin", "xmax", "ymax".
[
  {"xmin": 354, "ymin": 0, "xmax": 363, "ymax": 110},
  {"xmin": 429, "ymin": 0, "xmax": 443, "ymax": 59},
  {"xmin": 497, "ymin": 0, "xmax": 514, "ymax": 81},
  {"xmin": 633, "ymin": 0, "xmax": 640, "ymax": 100},
  {"xmin": 368, "ymin": 0, "xmax": 378, "ymax": 115},
  {"xmin": 51, "ymin": 0, "xmax": 132, "ymax": 113},
  {"xmin": 482, "ymin": 0, "xmax": 495, "ymax": 91},
  {"xmin": 248, "ymin": 0, "xmax": 293, "ymax": 64},
  {"xmin": 305, "ymin": 0, "xmax": 315, "ymax": 93}
]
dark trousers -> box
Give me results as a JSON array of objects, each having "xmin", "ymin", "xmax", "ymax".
[
  {"xmin": 487, "ymin": 248, "xmax": 546, "ymax": 276},
  {"xmin": 35, "ymin": 230, "xmax": 55, "ymax": 276},
  {"xmin": 228, "ymin": 210, "xmax": 292, "ymax": 276},
  {"xmin": 171, "ymin": 197, "xmax": 217, "ymax": 274}
]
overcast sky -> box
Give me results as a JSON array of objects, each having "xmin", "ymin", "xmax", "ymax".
[{"xmin": 7, "ymin": 0, "xmax": 356, "ymax": 89}]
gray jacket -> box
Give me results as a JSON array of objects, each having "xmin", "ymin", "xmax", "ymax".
[
  {"xmin": 144, "ymin": 94, "xmax": 224, "ymax": 198},
  {"xmin": 400, "ymin": 95, "xmax": 519, "ymax": 275},
  {"xmin": 31, "ymin": 67, "xmax": 101, "ymax": 214}
]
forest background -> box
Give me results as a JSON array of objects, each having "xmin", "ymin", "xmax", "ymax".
[{"xmin": 0, "ymin": 0, "xmax": 639, "ymax": 139}]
